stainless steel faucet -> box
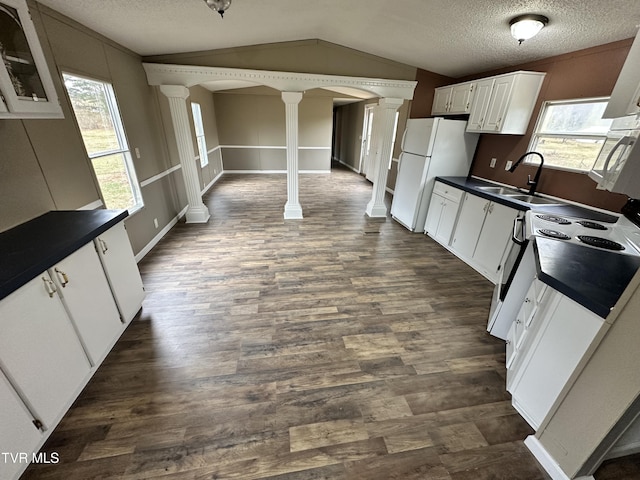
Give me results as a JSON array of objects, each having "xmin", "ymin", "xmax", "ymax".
[{"xmin": 508, "ymin": 151, "xmax": 544, "ymax": 195}]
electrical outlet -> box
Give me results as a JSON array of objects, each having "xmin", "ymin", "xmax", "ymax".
[
  {"xmin": 505, "ymin": 160, "xmax": 513, "ymax": 170},
  {"xmin": 153, "ymin": 218, "xmax": 158, "ymax": 229},
  {"xmin": 490, "ymin": 158, "xmax": 497, "ymax": 168},
  {"xmin": 135, "ymin": 147, "xmax": 141, "ymax": 159}
]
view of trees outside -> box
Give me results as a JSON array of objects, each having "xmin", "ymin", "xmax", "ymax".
[
  {"xmin": 532, "ymin": 100, "xmax": 613, "ymax": 171},
  {"xmin": 63, "ymin": 74, "xmax": 136, "ymax": 210}
]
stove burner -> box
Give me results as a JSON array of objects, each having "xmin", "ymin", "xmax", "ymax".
[
  {"xmin": 539, "ymin": 229, "xmax": 571, "ymax": 240},
  {"xmin": 536, "ymin": 214, "xmax": 571, "ymax": 225},
  {"xmin": 576, "ymin": 220, "xmax": 607, "ymax": 231},
  {"xmin": 577, "ymin": 235, "xmax": 625, "ymax": 251}
]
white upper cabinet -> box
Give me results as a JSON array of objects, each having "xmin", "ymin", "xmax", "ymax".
[
  {"xmin": 432, "ymin": 82, "xmax": 475, "ymax": 115},
  {"xmin": 466, "ymin": 72, "xmax": 545, "ymax": 134},
  {"xmin": 435, "ymin": 71, "xmax": 545, "ymax": 135},
  {"xmin": 0, "ymin": 0, "xmax": 63, "ymax": 119},
  {"xmin": 604, "ymin": 31, "xmax": 640, "ymax": 118}
]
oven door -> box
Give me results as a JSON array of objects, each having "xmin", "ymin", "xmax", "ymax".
[{"xmin": 488, "ymin": 214, "xmax": 529, "ymax": 340}]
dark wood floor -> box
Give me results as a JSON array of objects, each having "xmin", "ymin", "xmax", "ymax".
[{"xmin": 22, "ymin": 165, "xmax": 631, "ymax": 479}]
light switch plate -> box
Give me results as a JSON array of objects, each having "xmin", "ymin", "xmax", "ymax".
[
  {"xmin": 505, "ymin": 160, "xmax": 513, "ymax": 170},
  {"xmin": 490, "ymin": 158, "xmax": 497, "ymax": 168}
]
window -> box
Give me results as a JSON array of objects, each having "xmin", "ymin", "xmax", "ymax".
[
  {"xmin": 528, "ymin": 98, "xmax": 613, "ymax": 171},
  {"xmin": 191, "ymin": 102, "xmax": 209, "ymax": 167},
  {"xmin": 63, "ymin": 73, "xmax": 143, "ymax": 212}
]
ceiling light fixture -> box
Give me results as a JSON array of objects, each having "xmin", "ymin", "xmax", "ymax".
[
  {"xmin": 204, "ymin": 0, "xmax": 231, "ymax": 18},
  {"xmin": 510, "ymin": 14, "xmax": 549, "ymax": 44}
]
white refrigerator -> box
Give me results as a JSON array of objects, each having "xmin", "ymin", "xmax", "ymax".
[{"xmin": 390, "ymin": 118, "xmax": 479, "ymax": 232}]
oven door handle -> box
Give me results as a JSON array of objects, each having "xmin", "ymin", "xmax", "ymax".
[{"xmin": 512, "ymin": 216, "xmax": 526, "ymax": 246}]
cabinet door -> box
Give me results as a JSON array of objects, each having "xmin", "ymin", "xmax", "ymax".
[
  {"xmin": 511, "ymin": 294, "xmax": 604, "ymax": 430},
  {"xmin": 0, "ymin": 0, "xmax": 63, "ymax": 118},
  {"xmin": 449, "ymin": 83, "xmax": 475, "ymax": 114},
  {"xmin": 424, "ymin": 192, "xmax": 444, "ymax": 235},
  {"xmin": 434, "ymin": 198, "xmax": 460, "ymax": 245},
  {"xmin": 0, "ymin": 274, "xmax": 90, "ymax": 428},
  {"xmin": 0, "ymin": 370, "xmax": 42, "ymax": 480},
  {"xmin": 467, "ymin": 78, "xmax": 494, "ymax": 131},
  {"xmin": 95, "ymin": 221, "xmax": 145, "ymax": 323},
  {"xmin": 450, "ymin": 193, "xmax": 488, "ymax": 260},
  {"xmin": 432, "ymin": 87, "xmax": 452, "ymax": 115},
  {"xmin": 483, "ymin": 75, "xmax": 516, "ymax": 132},
  {"xmin": 472, "ymin": 202, "xmax": 519, "ymax": 282},
  {"xmin": 50, "ymin": 242, "xmax": 122, "ymax": 365}
]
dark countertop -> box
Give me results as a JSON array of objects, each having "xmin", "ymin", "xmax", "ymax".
[
  {"xmin": 0, "ymin": 210, "xmax": 128, "ymax": 301},
  {"xmin": 534, "ymin": 238, "xmax": 640, "ymax": 318},
  {"xmin": 436, "ymin": 176, "xmax": 620, "ymax": 223},
  {"xmin": 435, "ymin": 176, "xmax": 637, "ymax": 318}
]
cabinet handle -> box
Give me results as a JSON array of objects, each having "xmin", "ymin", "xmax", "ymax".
[
  {"xmin": 505, "ymin": 340, "xmax": 511, "ymax": 345},
  {"xmin": 466, "ymin": 102, "xmax": 470, "ymax": 110},
  {"xmin": 32, "ymin": 419, "xmax": 44, "ymax": 430},
  {"xmin": 495, "ymin": 118, "xmax": 502, "ymax": 131},
  {"xmin": 483, "ymin": 202, "xmax": 489, "ymax": 213},
  {"xmin": 42, "ymin": 276, "xmax": 57, "ymax": 298},
  {"xmin": 469, "ymin": 84, "xmax": 474, "ymax": 92},
  {"xmin": 525, "ymin": 298, "xmax": 531, "ymax": 303},
  {"xmin": 488, "ymin": 203, "xmax": 494, "ymax": 214},
  {"xmin": 516, "ymin": 319, "xmax": 522, "ymax": 324},
  {"xmin": 54, "ymin": 268, "xmax": 69, "ymax": 287},
  {"xmin": 99, "ymin": 238, "xmax": 108, "ymax": 254}
]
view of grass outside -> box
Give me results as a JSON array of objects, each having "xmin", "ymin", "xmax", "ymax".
[
  {"xmin": 533, "ymin": 137, "xmax": 605, "ymax": 171},
  {"xmin": 63, "ymin": 73, "xmax": 142, "ymax": 211}
]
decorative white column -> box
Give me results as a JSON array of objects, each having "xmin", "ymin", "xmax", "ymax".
[
  {"xmin": 159, "ymin": 85, "xmax": 210, "ymax": 224},
  {"xmin": 282, "ymin": 91, "xmax": 304, "ymax": 219},
  {"xmin": 365, "ymin": 97, "xmax": 404, "ymax": 218}
]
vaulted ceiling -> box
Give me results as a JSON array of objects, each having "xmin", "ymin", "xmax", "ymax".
[{"xmin": 38, "ymin": 0, "xmax": 640, "ymax": 78}]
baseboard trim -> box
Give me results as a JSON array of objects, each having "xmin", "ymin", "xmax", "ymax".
[
  {"xmin": 524, "ymin": 436, "xmax": 595, "ymax": 480},
  {"xmin": 202, "ymin": 170, "xmax": 223, "ymax": 195},
  {"xmin": 335, "ymin": 158, "xmax": 359, "ymax": 174},
  {"xmin": 135, "ymin": 205, "xmax": 189, "ymax": 263}
]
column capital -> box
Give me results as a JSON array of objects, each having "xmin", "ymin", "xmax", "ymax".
[
  {"xmin": 281, "ymin": 91, "xmax": 303, "ymax": 104},
  {"xmin": 159, "ymin": 85, "xmax": 190, "ymax": 99}
]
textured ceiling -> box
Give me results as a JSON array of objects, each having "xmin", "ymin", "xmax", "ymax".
[{"xmin": 37, "ymin": 0, "xmax": 640, "ymax": 78}]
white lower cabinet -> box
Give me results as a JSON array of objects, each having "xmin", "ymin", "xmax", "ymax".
[
  {"xmin": 450, "ymin": 192, "xmax": 519, "ymax": 283},
  {"xmin": 424, "ymin": 182, "xmax": 463, "ymax": 245},
  {"xmin": 0, "ymin": 218, "xmax": 144, "ymax": 479},
  {"xmin": 49, "ymin": 242, "xmax": 123, "ymax": 365},
  {"xmin": 507, "ymin": 283, "xmax": 604, "ymax": 430},
  {"xmin": 95, "ymin": 222, "xmax": 145, "ymax": 324},
  {"xmin": 0, "ymin": 274, "xmax": 91, "ymax": 430},
  {"xmin": 0, "ymin": 370, "xmax": 42, "ymax": 480}
]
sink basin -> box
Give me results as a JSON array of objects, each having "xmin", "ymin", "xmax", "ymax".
[
  {"xmin": 506, "ymin": 194, "xmax": 563, "ymax": 205},
  {"xmin": 478, "ymin": 186, "xmax": 523, "ymax": 195}
]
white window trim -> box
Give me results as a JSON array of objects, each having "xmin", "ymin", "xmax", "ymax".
[
  {"xmin": 63, "ymin": 72, "xmax": 144, "ymax": 213},
  {"xmin": 526, "ymin": 96, "xmax": 612, "ymax": 172}
]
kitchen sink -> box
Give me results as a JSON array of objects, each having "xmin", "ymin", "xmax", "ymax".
[
  {"xmin": 506, "ymin": 194, "xmax": 564, "ymax": 205},
  {"xmin": 478, "ymin": 185, "xmax": 523, "ymax": 195}
]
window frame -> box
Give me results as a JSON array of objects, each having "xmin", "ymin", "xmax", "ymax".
[
  {"xmin": 191, "ymin": 102, "xmax": 209, "ymax": 168},
  {"xmin": 62, "ymin": 72, "xmax": 143, "ymax": 214},
  {"xmin": 526, "ymin": 97, "xmax": 613, "ymax": 173}
]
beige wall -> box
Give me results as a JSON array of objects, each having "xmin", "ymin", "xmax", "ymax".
[
  {"xmin": 144, "ymin": 39, "xmax": 417, "ymax": 81},
  {"xmin": 212, "ymin": 92, "xmax": 333, "ymax": 171},
  {"xmin": 0, "ymin": 3, "xmax": 184, "ymax": 258}
]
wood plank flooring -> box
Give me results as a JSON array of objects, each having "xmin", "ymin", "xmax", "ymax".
[{"xmin": 23, "ymin": 165, "xmax": 564, "ymax": 479}]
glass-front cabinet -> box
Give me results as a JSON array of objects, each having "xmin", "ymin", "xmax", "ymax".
[{"xmin": 0, "ymin": 0, "xmax": 62, "ymax": 118}]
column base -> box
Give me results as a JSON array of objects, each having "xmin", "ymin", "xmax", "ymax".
[
  {"xmin": 365, "ymin": 201, "xmax": 388, "ymax": 218},
  {"xmin": 185, "ymin": 205, "xmax": 211, "ymax": 224},
  {"xmin": 284, "ymin": 202, "xmax": 303, "ymax": 219},
  {"xmin": 524, "ymin": 436, "xmax": 594, "ymax": 480}
]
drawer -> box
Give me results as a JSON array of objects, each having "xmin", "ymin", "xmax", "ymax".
[{"xmin": 433, "ymin": 182, "xmax": 463, "ymax": 202}]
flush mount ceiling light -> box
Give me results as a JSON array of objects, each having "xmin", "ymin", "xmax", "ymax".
[
  {"xmin": 510, "ymin": 14, "xmax": 549, "ymax": 44},
  {"xmin": 204, "ymin": 0, "xmax": 232, "ymax": 18}
]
